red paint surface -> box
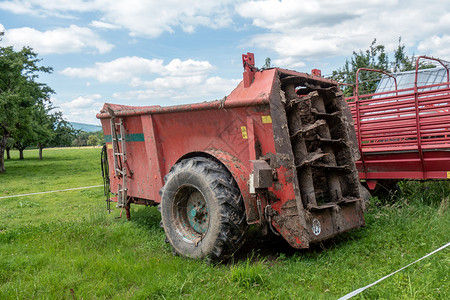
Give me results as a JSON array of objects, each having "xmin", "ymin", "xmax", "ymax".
[{"xmin": 99, "ymin": 69, "xmax": 280, "ymax": 215}]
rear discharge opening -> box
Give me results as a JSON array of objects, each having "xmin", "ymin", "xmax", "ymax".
[{"xmin": 281, "ymin": 77, "xmax": 361, "ymax": 209}]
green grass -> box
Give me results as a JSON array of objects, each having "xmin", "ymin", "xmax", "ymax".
[{"xmin": 0, "ymin": 148, "xmax": 449, "ymax": 299}]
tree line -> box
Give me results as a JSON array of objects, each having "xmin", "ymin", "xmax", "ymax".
[
  {"xmin": 71, "ymin": 130, "xmax": 105, "ymax": 148},
  {"xmin": 329, "ymin": 38, "xmax": 432, "ymax": 96},
  {"xmin": 3, "ymin": 129, "xmax": 105, "ymax": 159},
  {"xmin": 0, "ymin": 32, "xmax": 104, "ymax": 173}
]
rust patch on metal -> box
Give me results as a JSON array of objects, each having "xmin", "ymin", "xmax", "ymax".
[{"xmin": 272, "ymin": 199, "xmax": 308, "ymax": 249}]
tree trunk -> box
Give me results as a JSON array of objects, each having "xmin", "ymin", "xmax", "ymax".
[
  {"xmin": 19, "ymin": 148, "xmax": 24, "ymax": 160},
  {"xmin": 0, "ymin": 135, "xmax": 7, "ymax": 173},
  {"xmin": 6, "ymin": 147, "xmax": 10, "ymax": 159},
  {"xmin": 0, "ymin": 148, "xmax": 4, "ymax": 173},
  {"xmin": 38, "ymin": 143, "xmax": 43, "ymax": 160}
]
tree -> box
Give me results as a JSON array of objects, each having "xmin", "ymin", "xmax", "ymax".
[
  {"xmin": 5, "ymin": 137, "xmax": 13, "ymax": 160},
  {"xmin": 331, "ymin": 39, "xmax": 389, "ymax": 96},
  {"xmin": 33, "ymin": 103, "xmax": 58, "ymax": 160},
  {"xmin": 13, "ymin": 114, "xmax": 36, "ymax": 160},
  {"xmin": 330, "ymin": 38, "xmax": 417, "ymax": 97},
  {"xmin": 12, "ymin": 100, "xmax": 40, "ymax": 160},
  {"xmin": 72, "ymin": 131, "xmax": 90, "ymax": 147},
  {"xmin": 0, "ymin": 33, "xmax": 53, "ymax": 172},
  {"xmin": 263, "ymin": 57, "xmax": 271, "ymax": 69},
  {"xmin": 392, "ymin": 37, "xmax": 414, "ymax": 72},
  {"xmin": 50, "ymin": 118, "xmax": 76, "ymax": 147},
  {"xmin": 94, "ymin": 130, "xmax": 105, "ymax": 145},
  {"xmin": 87, "ymin": 134, "xmax": 99, "ymax": 147},
  {"xmin": 30, "ymin": 104, "xmax": 77, "ymax": 160}
]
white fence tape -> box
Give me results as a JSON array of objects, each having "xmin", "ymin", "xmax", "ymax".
[
  {"xmin": 0, "ymin": 185, "xmax": 103, "ymax": 199},
  {"xmin": 338, "ymin": 242, "xmax": 450, "ymax": 300}
]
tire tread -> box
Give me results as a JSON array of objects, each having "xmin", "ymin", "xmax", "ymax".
[{"xmin": 160, "ymin": 157, "xmax": 247, "ymax": 261}]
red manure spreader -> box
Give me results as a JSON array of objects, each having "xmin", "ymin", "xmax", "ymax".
[{"xmin": 97, "ymin": 53, "xmax": 365, "ymax": 260}]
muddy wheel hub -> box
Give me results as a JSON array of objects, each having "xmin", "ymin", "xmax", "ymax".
[{"xmin": 186, "ymin": 191, "xmax": 209, "ymax": 234}]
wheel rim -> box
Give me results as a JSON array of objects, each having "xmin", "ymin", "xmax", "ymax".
[{"xmin": 173, "ymin": 185, "xmax": 209, "ymax": 242}]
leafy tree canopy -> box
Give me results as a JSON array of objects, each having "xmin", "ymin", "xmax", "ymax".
[
  {"xmin": 330, "ymin": 38, "xmax": 415, "ymax": 96},
  {"xmin": 0, "ymin": 32, "xmax": 54, "ymax": 171}
]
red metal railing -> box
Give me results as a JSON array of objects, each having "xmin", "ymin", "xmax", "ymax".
[
  {"xmin": 413, "ymin": 56, "xmax": 450, "ymax": 176},
  {"xmin": 346, "ymin": 58, "xmax": 450, "ymax": 180}
]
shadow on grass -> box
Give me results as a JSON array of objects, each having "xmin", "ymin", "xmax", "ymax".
[
  {"xmin": 124, "ymin": 203, "xmax": 366, "ymax": 265},
  {"xmin": 228, "ymin": 221, "xmax": 367, "ymax": 265},
  {"xmin": 4, "ymin": 154, "xmax": 84, "ymax": 163},
  {"xmin": 235, "ymin": 228, "xmax": 363, "ymax": 263},
  {"xmin": 128, "ymin": 205, "xmax": 162, "ymax": 231}
]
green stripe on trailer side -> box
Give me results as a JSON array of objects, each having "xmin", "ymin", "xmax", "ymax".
[{"xmin": 104, "ymin": 133, "xmax": 145, "ymax": 143}]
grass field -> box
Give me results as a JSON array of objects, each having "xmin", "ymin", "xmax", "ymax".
[{"xmin": 0, "ymin": 148, "xmax": 448, "ymax": 299}]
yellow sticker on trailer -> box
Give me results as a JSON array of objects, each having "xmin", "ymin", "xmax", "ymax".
[
  {"xmin": 241, "ymin": 126, "xmax": 248, "ymax": 139},
  {"xmin": 447, "ymin": 171, "xmax": 450, "ymax": 179},
  {"xmin": 107, "ymin": 143, "xmax": 113, "ymax": 149},
  {"xmin": 261, "ymin": 115, "xmax": 272, "ymax": 123}
]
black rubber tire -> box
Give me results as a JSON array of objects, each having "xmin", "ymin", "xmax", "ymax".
[{"xmin": 160, "ymin": 157, "xmax": 246, "ymax": 261}]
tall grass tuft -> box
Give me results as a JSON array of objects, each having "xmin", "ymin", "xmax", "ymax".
[
  {"xmin": 398, "ymin": 180, "xmax": 450, "ymax": 206},
  {"xmin": 229, "ymin": 255, "xmax": 267, "ymax": 288}
]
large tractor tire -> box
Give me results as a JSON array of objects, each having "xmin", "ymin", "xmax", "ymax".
[{"xmin": 160, "ymin": 157, "xmax": 246, "ymax": 261}]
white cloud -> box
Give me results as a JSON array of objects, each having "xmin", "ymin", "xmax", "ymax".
[
  {"xmin": 0, "ymin": 24, "xmax": 114, "ymax": 54},
  {"xmin": 53, "ymin": 94, "xmax": 104, "ymax": 124},
  {"xmin": 63, "ymin": 94, "xmax": 102, "ymax": 109},
  {"xmin": 90, "ymin": 20, "xmax": 121, "ymax": 30},
  {"xmin": 418, "ymin": 35, "xmax": 450, "ymax": 58},
  {"xmin": 112, "ymin": 89, "xmax": 174, "ymax": 101},
  {"xmin": 60, "ymin": 55, "xmax": 237, "ymax": 104},
  {"xmin": 60, "ymin": 57, "xmax": 213, "ymax": 82},
  {"xmin": 0, "ymin": 0, "xmax": 98, "ymax": 16},
  {"xmin": 61, "ymin": 57, "xmax": 165, "ymax": 82},
  {"xmin": 97, "ymin": 0, "xmax": 235, "ymax": 37},
  {"xmin": 164, "ymin": 59, "xmax": 214, "ymax": 76},
  {"xmin": 237, "ymin": 0, "xmax": 450, "ymax": 67},
  {"xmin": 0, "ymin": 1, "xmax": 36, "ymax": 15},
  {"xmin": 272, "ymin": 56, "xmax": 305, "ymax": 69},
  {"xmin": 1, "ymin": 0, "xmax": 235, "ymax": 37},
  {"xmin": 204, "ymin": 76, "xmax": 241, "ymax": 94},
  {"xmin": 113, "ymin": 75, "xmax": 240, "ymax": 102},
  {"xmin": 136, "ymin": 75, "xmax": 207, "ymax": 90},
  {"xmin": 3, "ymin": 1, "xmax": 450, "ymax": 66}
]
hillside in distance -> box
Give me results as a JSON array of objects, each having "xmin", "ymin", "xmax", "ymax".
[{"xmin": 69, "ymin": 122, "xmax": 102, "ymax": 132}]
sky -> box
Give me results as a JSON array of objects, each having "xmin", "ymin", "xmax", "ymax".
[{"xmin": 1, "ymin": 0, "xmax": 449, "ymax": 125}]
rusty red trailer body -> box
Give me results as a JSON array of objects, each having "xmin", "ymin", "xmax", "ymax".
[
  {"xmin": 345, "ymin": 56, "xmax": 450, "ymax": 189},
  {"xmin": 97, "ymin": 53, "xmax": 365, "ymax": 259}
]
